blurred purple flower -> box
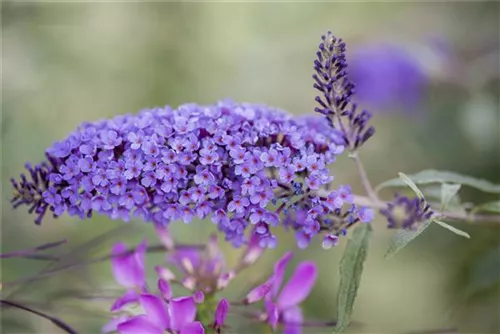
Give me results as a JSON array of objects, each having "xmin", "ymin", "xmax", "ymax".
[
  {"xmin": 106, "ymin": 232, "xmax": 236, "ymax": 334},
  {"xmin": 160, "ymin": 231, "xmax": 263, "ymax": 294},
  {"xmin": 349, "ymin": 43, "xmax": 426, "ymax": 113}
]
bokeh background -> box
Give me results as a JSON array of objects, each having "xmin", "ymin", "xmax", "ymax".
[{"xmin": 2, "ymin": 2, "xmax": 499, "ymax": 333}]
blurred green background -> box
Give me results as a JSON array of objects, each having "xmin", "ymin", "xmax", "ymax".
[{"xmin": 2, "ymin": 2, "xmax": 499, "ymax": 333}]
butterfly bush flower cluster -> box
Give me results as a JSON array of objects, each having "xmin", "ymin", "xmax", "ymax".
[
  {"xmin": 11, "ymin": 96, "xmax": 374, "ymax": 248},
  {"xmin": 380, "ymin": 194, "xmax": 434, "ymax": 230},
  {"xmin": 105, "ymin": 227, "xmax": 315, "ymax": 334}
]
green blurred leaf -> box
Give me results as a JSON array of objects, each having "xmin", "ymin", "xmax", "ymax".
[
  {"xmin": 432, "ymin": 219, "xmax": 470, "ymax": 239},
  {"xmin": 398, "ymin": 172, "xmax": 424, "ymax": 199},
  {"xmin": 335, "ymin": 223, "xmax": 372, "ymax": 333},
  {"xmin": 466, "ymin": 246, "xmax": 500, "ymax": 296},
  {"xmin": 473, "ymin": 200, "xmax": 500, "ymax": 213},
  {"xmin": 440, "ymin": 183, "xmax": 462, "ymax": 210},
  {"xmin": 376, "ymin": 170, "xmax": 500, "ymax": 194},
  {"xmin": 385, "ymin": 220, "xmax": 432, "ymax": 259}
]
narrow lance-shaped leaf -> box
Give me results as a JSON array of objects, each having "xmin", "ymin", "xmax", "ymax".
[
  {"xmin": 433, "ymin": 219, "xmax": 470, "ymax": 239},
  {"xmin": 472, "ymin": 201, "xmax": 500, "ymax": 214},
  {"xmin": 385, "ymin": 220, "xmax": 432, "ymax": 258},
  {"xmin": 376, "ymin": 170, "xmax": 500, "ymax": 194},
  {"xmin": 440, "ymin": 183, "xmax": 462, "ymax": 211},
  {"xmin": 335, "ymin": 223, "xmax": 372, "ymax": 333},
  {"xmin": 398, "ymin": 172, "xmax": 424, "ymax": 199}
]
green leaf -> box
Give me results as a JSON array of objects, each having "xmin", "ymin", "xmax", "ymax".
[
  {"xmin": 376, "ymin": 170, "xmax": 500, "ymax": 194},
  {"xmin": 385, "ymin": 220, "xmax": 432, "ymax": 258},
  {"xmin": 440, "ymin": 183, "xmax": 462, "ymax": 210},
  {"xmin": 335, "ymin": 224, "xmax": 372, "ymax": 333},
  {"xmin": 433, "ymin": 219, "xmax": 470, "ymax": 239},
  {"xmin": 473, "ymin": 200, "xmax": 500, "ymax": 213},
  {"xmin": 398, "ymin": 172, "xmax": 424, "ymax": 199}
]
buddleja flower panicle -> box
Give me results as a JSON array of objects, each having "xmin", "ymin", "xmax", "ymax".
[
  {"xmin": 313, "ymin": 31, "xmax": 375, "ymax": 150},
  {"xmin": 11, "ymin": 99, "xmax": 367, "ymax": 248}
]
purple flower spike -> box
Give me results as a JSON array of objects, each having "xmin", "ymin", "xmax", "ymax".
[
  {"xmin": 313, "ymin": 31, "xmax": 375, "ymax": 150},
  {"xmin": 111, "ymin": 240, "xmax": 147, "ymax": 289}
]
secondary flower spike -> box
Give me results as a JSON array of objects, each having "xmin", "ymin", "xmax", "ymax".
[{"xmin": 313, "ymin": 31, "xmax": 375, "ymax": 150}]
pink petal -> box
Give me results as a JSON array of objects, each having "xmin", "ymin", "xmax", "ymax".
[
  {"xmin": 244, "ymin": 279, "xmax": 273, "ymax": 304},
  {"xmin": 265, "ymin": 299, "xmax": 279, "ymax": 330},
  {"xmin": 170, "ymin": 296, "xmax": 197, "ymax": 332},
  {"xmin": 110, "ymin": 290, "xmax": 139, "ymax": 312},
  {"xmin": 180, "ymin": 321, "xmax": 205, "ymax": 334},
  {"xmin": 214, "ymin": 299, "xmax": 229, "ymax": 328},
  {"xmin": 140, "ymin": 294, "xmax": 170, "ymax": 330},
  {"xmin": 135, "ymin": 239, "xmax": 148, "ymax": 279},
  {"xmin": 240, "ymin": 232, "xmax": 264, "ymax": 266},
  {"xmin": 276, "ymin": 262, "xmax": 317, "ymax": 309},
  {"xmin": 155, "ymin": 223, "xmax": 174, "ymax": 250},
  {"xmin": 206, "ymin": 234, "xmax": 219, "ymax": 259},
  {"xmin": 158, "ymin": 278, "xmax": 172, "ymax": 300},
  {"xmin": 272, "ymin": 251, "xmax": 294, "ymax": 297},
  {"xmin": 283, "ymin": 306, "xmax": 303, "ymax": 334},
  {"xmin": 155, "ymin": 265, "xmax": 176, "ymax": 281},
  {"xmin": 117, "ymin": 315, "xmax": 162, "ymax": 334},
  {"xmin": 102, "ymin": 314, "xmax": 130, "ymax": 333},
  {"xmin": 111, "ymin": 241, "xmax": 146, "ymax": 288},
  {"xmin": 216, "ymin": 271, "xmax": 235, "ymax": 290}
]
